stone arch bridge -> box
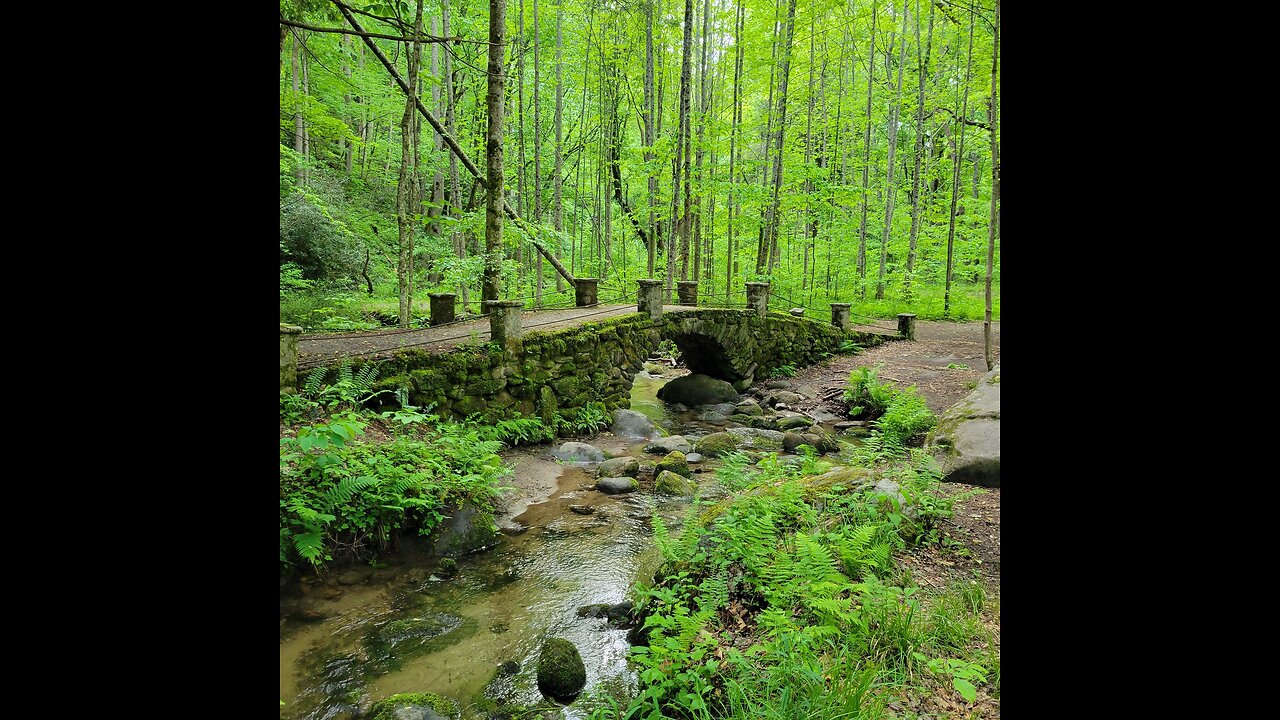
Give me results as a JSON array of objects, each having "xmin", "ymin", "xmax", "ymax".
[{"xmin": 282, "ymin": 294, "xmax": 901, "ymax": 426}]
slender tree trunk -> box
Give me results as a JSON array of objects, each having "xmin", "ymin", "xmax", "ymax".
[
  {"xmin": 484, "ymin": 0, "xmax": 507, "ymax": 308},
  {"xmin": 727, "ymin": 0, "xmax": 744, "ymax": 299},
  {"xmin": 755, "ymin": 0, "xmax": 781, "ymax": 275},
  {"xmin": 554, "ymin": 4, "xmax": 566, "ymax": 292},
  {"xmin": 644, "ymin": 1, "xmax": 658, "ymax": 276},
  {"xmin": 904, "ymin": 0, "xmax": 934, "ymax": 296},
  {"xmin": 291, "ymin": 32, "xmax": 304, "ymax": 183},
  {"xmin": 857, "ymin": 3, "xmax": 878, "ymax": 299},
  {"xmin": 397, "ymin": 3, "xmax": 425, "ymax": 327},
  {"xmin": 876, "ymin": 0, "xmax": 909, "ymax": 300},
  {"xmin": 692, "ymin": 0, "xmax": 712, "ymax": 283},
  {"xmin": 669, "ymin": 0, "xmax": 694, "ymax": 296},
  {"xmin": 533, "ymin": 0, "xmax": 544, "ymax": 302},
  {"xmin": 427, "ymin": 17, "xmax": 444, "ymax": 285},
  {"xmin": 516, "ymin": 0, "xmax": 527, "ymax": 288},
  {"xmin": 985, "ymin": 0, "xmax": 999, "ymax": 369},
  {"xmin": 802, "ymin": 11, "xmax": 815, "ymax": 293},
  {"xmin": 442, "ymin": 0, "xmax": 466, "ymax": 309},
  {"xmin": 762, "ymin": 0, "xmax": 800, "ymax": 276},
  {"xmin": 943, "ymin": 12, "xmax": 975, "ymax": 318}
]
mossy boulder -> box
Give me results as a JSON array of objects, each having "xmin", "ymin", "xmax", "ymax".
[
  {"xmin": 367, "ymin": 692, "xmax": 460, "ymax": 720},
  {"xmin": 655, "ymin": 451, "xmax": 692, "ymax": 478},
  {"xmin": 536, "ymin": 637, "xmax": 587, "ymax": 700},
  {"xmin": 656, "ymin": 373, "xmax": 740, "ymax": 406},
  {"xmin": 431, "ymin": 503, "xmax": 499, "ymax": 557},
  {"xmin": 596, "ymin": 476, "xmax": 639, "ymax": 494},
  {"xmin": 695, "ymin": 432, "xmax": 739, "ymax": 457},
  {"xmin": 655, "ymin": 470, "xmax": 697, "ymax": 496},
  {"xmin": 782, "ymin": 432, "xmax": 808, "ymax": 453},
  {"xmin": 597, "ymin": 456, "xmax": 640, "ymax": 478}
]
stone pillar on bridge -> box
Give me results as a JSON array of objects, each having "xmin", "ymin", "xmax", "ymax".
[
  {"xmin": 830, "ymin": 303, "xmax": 851, "ymax": 332},
  {"xmin": 898, "ymin": 312, "xmax": 918, "ymax": 340},
  {"xmin": 280, "ymin": 323, "xmax": 302, "ymax": 394},
  {"xmin": 637, "ymin": 279, "xmax": 664, "ymax": 321},
  {"xmin": 745, "ymin": 282, "xmax": 770, "ymax": 319},
  {"xmin": 574, "ymin": 278, "xmax": 599, "ymax": 307},
  {"xmin": 677, "ymin": 281, "xmax": 698, "ymax": 306},
  {"xmin": 427, "ymin": 293, "xmax": 456, "ymax": 326},
  {"xmin": 789, "ymin": 308, "xmax": 805, "ymax": 317},
  {"xmin": 484, "ymin": 300, "xmax": 525, "ymax": 356}
]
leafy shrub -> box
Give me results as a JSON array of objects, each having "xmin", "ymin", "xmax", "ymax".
[
  {"xmin": 843, "ymin": 364, "xmax": 936, "ymax": 451},
  {"xmin": 279, "ymin": 412, "xmax": 509, "ymax": 571}
]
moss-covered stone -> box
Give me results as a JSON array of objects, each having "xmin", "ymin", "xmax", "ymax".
[
  {"xmin": 655, "ymin": 451, "xmax": 692, "ymax": 478},
  {"xmin": 367, "ymin": 692, "xmax": 460, "ymax": 720},
  {"xmin": 695, "ymin": 432, "xmax": 740, "ymax": 457},
  {"xmin": 655, "ymin": 470, "xmax": 697, "ymax": 496},
  {"xmin": 536, "ymin": 637, "xmax": 586, "ymax": 700}
]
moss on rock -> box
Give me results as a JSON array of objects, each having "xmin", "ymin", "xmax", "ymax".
[
  {"xmin": 536, "ymin": 637, "xmax": 586, "ymax": 700},
  {"xmin": 367, "ymin": 692, "xmax": 460, "ymax": 720},
  {"xmin": 655, "ymin": 451, "xmax": 692, "ymax": 478},
  {"xmin": 695, "ymin": 432, "xmax": 740, "ymax": 457},
  {"xmin": 655, "ymin": 470, "xmax": 697, "ymax": 496}
]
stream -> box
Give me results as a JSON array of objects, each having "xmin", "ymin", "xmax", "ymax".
[{"xmin": 279, "ymin": 368, "xmax": 818, "ymax": 719}]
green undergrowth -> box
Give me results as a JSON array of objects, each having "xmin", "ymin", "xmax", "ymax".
[
  {"xmin": 588, "ymin": 424, "xmax": 995, "ymax": 719},
  {"xmin": 844, "ymin": 364, "xmax": 937, "ymax": 451},
  {"xmin": 280, "ymin": 363, "xmax": 631, "ymax": 573}
]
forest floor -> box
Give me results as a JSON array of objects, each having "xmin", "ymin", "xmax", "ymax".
[{"xmin": 767, "ymin": 320, "xmax": 1002, "ymax": 587}]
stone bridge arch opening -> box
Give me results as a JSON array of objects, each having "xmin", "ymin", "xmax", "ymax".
[{"xmin": 665, "ymin": 332, "xmax": 743, "ymax": 384}]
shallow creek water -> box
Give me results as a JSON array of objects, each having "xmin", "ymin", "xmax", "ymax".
[{"xmin": 279, "ymin": 370, "xmax": 770, "ymax": 719}]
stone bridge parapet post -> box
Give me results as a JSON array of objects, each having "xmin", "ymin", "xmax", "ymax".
[
  {"xmin": 677, "ymin": 281, "xmax": 698, "ymax": 306},
  {"xmin": 830, "ymin": 303, "xmax": 851, "ymax": 331},
  {"xmin": 745, "ymin": 282, "xmax": 770, "ymax": 319},
  {"xmin": 484, "ymin": 300, "xmax": 525, "ymax": 356},
  {"xmin": 280, "ymin": 324, "xmax": 302, "ymax": 393},
  {"xmin": 898, "ymin": 313, "xmax": 917, "ymax": 340},
  {"xmin": 574, "ymin": 278, "xmax": 599, "ymax": 307},
  {"xmin": 637, "ymin": 279, "xmax": 664, "ymax": 321},
  {"xmin": 428, "ymin": 293, "xmax": 456, "ymax": 326}
]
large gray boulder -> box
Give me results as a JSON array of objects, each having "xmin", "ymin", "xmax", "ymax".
[
  {"xmin": 611, "ymin": 409, "xmax": 661, "ymax": 440},
  {"xmin": 645, "ymin": 435, "xmax": 692, "ymax": 454},
  {"xmin": 657, "ymin": 373, "xmax": 740, "ymax": 406},
  {"xmin": 927, "ymin": 365, "xmax": 1000, "ymax": 488},
  {"xmin": 552, "ymin": 442, "xmax": 605, "ymax": 463},
  {"xmin": 597, "ymin": 456, "xmax": 640, "ymax": 478},
  {"xmin": 726, "ymin": 427, "xmax": 785, "ymax": 451},
  {"xmin": 595, "ymin": 477, "xmax": 639, "ymax": 494}
]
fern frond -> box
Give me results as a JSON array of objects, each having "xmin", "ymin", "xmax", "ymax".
[
  {"xmin": 322, "ymin": 475, "xmax": 380, "ymax": 506},
  {"xmin": 304, "ymin": 367, "xmax": 327, "ymax": 396}
]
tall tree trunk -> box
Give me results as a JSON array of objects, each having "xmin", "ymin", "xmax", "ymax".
[
  {"xmin": 484, "ymin": 0, "xmax": 507, "ymax": 308},
  {"xmin": 397, "ymin": 3, "xmax": 425, "ymax": 327},
  {"xmin": 644, "ymin": 0, "xmax": 658, "ymax": 276},
  {"xmin": 554, "ymin": 3, "xmax": 566, "ymax": 292},
  {"xmin": 857, "ymin": 3, "xmax": 878, "ymax": 299},
  {"xmin": 443, "ymin": 0, "xmax": 466, "ymax": 309},
  {"xmin": 291, "ymin": 32, "xmax": 304, "ymax": 183},
  {"xmin": 876, "ymin": 0, "xmax": 909, "ymax": 300},
  {"xmin": 427, "ymin": 17, "xmax": 444, "ymax": 285},
  {"xmin": 692, "ymin": 0, "xmax": 712, "ymax": 283},
  {"xmin": 904, "ymin": 0, "xmax": 934, "ymax": 296},
  {"xmin": 985, "ymin": 0, "xmax": 999, "ymax": 370},
  {"xmin": 802, "ymin": 11, "xmax": 815, "ymax": 293},
  {"xmin": 755, "ymin": 0, "xmax": 781, "ymax": 275},
  {"xmin": 727, "ymin": 0, "xmax": 744, "ymax": 299},
  {"xmin": 943, "ymin": 12, "xmax": 975, "ymax": 318},
  {"xmin": 533, "ymin": 0, "xmax": 544, "ymax": 302},
  {"xmin": 342, "ymin": 34, "xmax": 354, "ymax": 174},
  {"xmin": 516, "ymin": 0, "xmax": 527, "ymax": 287},
  {"xmin": 669, "ymin": 0, "xmax": 695, "ymax": 296},
  {"xmin": 762, "ymin": 0, "xmax": 800, "ymax": 276}
]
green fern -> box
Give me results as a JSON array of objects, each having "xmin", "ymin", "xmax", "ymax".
[
  {"xmin": 304, "ymin": 367, "xmax": 327, "ymax": 396},
  {"xmin": 323, "ymin": 475, "xmax": 380, "ymax": 506}
]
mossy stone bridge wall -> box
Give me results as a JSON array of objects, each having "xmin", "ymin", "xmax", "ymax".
[{"xmin": 313, "ymin": 309, "xmax": 887, "ymax": 427}]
